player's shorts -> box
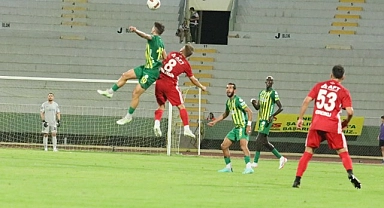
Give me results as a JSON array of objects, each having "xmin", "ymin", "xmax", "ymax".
[
  {"xmin": 42, "ymin": 125, "xmax": 57, "ymax": 134},
  {"xmin": 306, "ymin": 129, "xmax": 347, "ymax": 150},
  {"xmin": 134, "ymin": 65, "xmax": 160, "ymax": 90},
  {"xmin": 258, "ymin": 119, "xmax": 272, "ymax": 135},
  {"xmin": 379, "ymin": 139, "xmax": 384, "ymax": 147},
  {"xmin": 155, "ymin": 80, "xmax": 183, "ymax": 106},
  {"xmin": 226, "ymin": 127, "xmax": 249, "ymax": 142}
]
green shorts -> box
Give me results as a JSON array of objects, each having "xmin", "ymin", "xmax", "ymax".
[
  {"xmin": 226, "ymin": 127, "xmax": 249, "ymax": 142},
  {"xmin": 258, "ymin": 120, "xmax": 272, "ymax": 135},
  {"xmin": 134, "ymin": 65, "xmax": 160, "ymax": 90}
]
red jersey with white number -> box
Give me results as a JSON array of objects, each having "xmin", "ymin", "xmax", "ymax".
[
  {"xmin": 159, "ymin": 51, "xmax": 193, "ymax": 85},
  {"xmin": 308, "ymin": 80, "xmax": 352, "ymax": 133}
]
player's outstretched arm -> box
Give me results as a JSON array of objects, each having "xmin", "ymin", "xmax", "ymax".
[
  {"xmin": 207, "ymin": 111, "xmax": 229, "ymax": 127},
  {"xmin": 189, "ymin": 76, "xmax": 207, "ymax": 91},
  {"xmin": 129, "ymin": 26, "xmax": 152, "ymax": 40}
]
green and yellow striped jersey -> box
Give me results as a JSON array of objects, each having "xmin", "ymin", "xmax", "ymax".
[
  {"xmin": 144, "ymin": 35, "xmax": 164, "ymax": 69},
  {"xmin": 225, "ymin": 95, "xmax": 249, "ymax": 128},
  {"xmin": 258, "ymin": 89, "xmax": 279, "ymax": 120}
]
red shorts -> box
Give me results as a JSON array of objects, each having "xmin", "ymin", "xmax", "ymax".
[
  {"xmin": 305, "ymin": 129, "xmax": 347, "ymax": 150},
  {"xmin": 155, "ymin": 80, "xmax": 183, "ymax": 106}
]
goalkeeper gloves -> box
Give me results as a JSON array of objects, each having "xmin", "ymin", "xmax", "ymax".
[
  {"xmin": 42, "ymin": 120, "xmax": 48, "ymax": 127},
  {"xmin": 57, "ymin": 120, "xmax": 61, "ymax": 127}
]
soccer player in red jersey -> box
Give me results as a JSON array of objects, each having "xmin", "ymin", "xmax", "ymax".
[
  {"xmin": 292, "ymin": 65, "xmax": 361, "ymax": 189},
  {"xmin": 153, "ymin": 44, "xmax": 207, "ymax": 138}
]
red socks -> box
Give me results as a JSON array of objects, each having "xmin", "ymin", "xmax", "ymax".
[
  {"xmin": 339, "ymin": 151, "xmax": 353, "ymax": 171},
  {"xmin": 179, "ymin": 108, "xmax": 189, "ymax": 126},
  {"xmin": 154, "ymin": 109, "xmax": 163, "ymax": 121},
  {"xmin": 296, "ymin": 151, "xmax": 313, "ymax": 177}
]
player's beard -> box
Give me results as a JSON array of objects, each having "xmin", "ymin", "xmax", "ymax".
[{"xmin": 226, "ymin": 91, "xmax": 234, "ymax": 98}]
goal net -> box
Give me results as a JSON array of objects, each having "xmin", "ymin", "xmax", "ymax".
[{"xmin": 0, "ymin": 76, "xmax": 203, "ymax": 155}]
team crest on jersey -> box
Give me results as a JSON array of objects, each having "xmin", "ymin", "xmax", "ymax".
[{"xmin": 239, "ymin": 98, "xmax": 246, "ymax": 106}]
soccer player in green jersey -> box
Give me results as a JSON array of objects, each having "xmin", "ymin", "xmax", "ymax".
[
  {"xmin": 208, "ymin": 83, "xmax": 254, "ymax": 174},
  {"xmin": 97, "ymin": 22, "xmax": 167, "ymax": 125},
  {"xmin": 250, "ymin": 76, "xmax": 287, "ymax": 169}
]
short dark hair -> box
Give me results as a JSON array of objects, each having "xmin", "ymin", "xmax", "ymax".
[
  {"xmin": 227, "ymin": 82, "xmax": 236, "ymax": 89},
  {"xmin": 48, "ymin": 92, "xmax": 54, "ymax": 95},
  {"xmin": 154, "ymin": 22, "xmax": 165, "ymax": 35},
  {"xmin": 381, "ymin": 115, "xmax": 384, "ymax": 119},
  {"xmin": 332, "ymin": 65, "xmax": 345, "ymax": 79},
  {"xmin": 190, "ymin": 7, "xmax": 195, "ymax": 11}
]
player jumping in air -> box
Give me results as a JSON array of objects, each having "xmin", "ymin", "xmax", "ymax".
[
  {"xmin": 97, "ymin": 22, "xmax": 166, "ymax": 125},
  {"xmin": 153, "ymin": 44, "xmax": 207, "ymax": 138},
  {"xmin": 292, "ymin": 65, "xmax": 361, "ymax": 189}
]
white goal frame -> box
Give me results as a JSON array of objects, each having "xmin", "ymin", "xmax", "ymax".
[{"xmin": 0, "ymin": 76, "xmax": 203, "ymax": 156}]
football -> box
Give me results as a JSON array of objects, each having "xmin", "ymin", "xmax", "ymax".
[{"xmin": 147, "ymin": 0, "xmax": 161, "ymax": 10}]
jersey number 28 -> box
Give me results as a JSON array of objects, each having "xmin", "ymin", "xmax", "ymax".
[{"xmin": 162, "ymin": 59, "xmax": 177, "ymax": 73}]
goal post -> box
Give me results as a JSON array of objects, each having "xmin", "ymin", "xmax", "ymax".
[{"xmin": 0, "ymin": 76, "xmax": 203, "ymax": 155}]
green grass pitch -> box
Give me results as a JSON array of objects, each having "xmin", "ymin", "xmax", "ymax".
[{"xmin": 1, "ymin": 148, "xmax": 382, "ymax": 208}]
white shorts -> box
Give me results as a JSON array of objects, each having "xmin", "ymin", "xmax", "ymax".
[{"xmin": 42, "ymin": 124, "xmax": 57, "ymax": 134}]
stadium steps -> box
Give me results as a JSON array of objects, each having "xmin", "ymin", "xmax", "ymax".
[
  {"xmin": 188, "ymin": 115, "xmax": 205, "ymax": 120},
  {"xmin": 340, "ymin": 0, "xmax": 365, "ymax": 3},
  {"xmin": 186, "ymin": 90, "xmax": 209, "ymax": 95},
  {"xmin": 190, "ymin": 65, "xmax": 213, "ymax": 70},
  {"xmin": 185, "ymin": 98, "xmax": 208, "ymax": 104},
  {"xmin": 186, "ymin": 107, "xmax": 206, "ymax": 112},
  {"xmin": 60, "ymin": 35, "xmax": 86, "ymax": 40},
  {"xmin": 64, "ymin": 0, "xmax": 88, "ymax": 3},
  {"xmin": 185, "ymin": 49, "xmax": 216, "ymax": 125},
  {"xmin": 60, "ymin": 0, "xmax": 88, "ymax": 40},
  {"xmin": 329, "ymin": 1, "xmax": 364, "ymax": 36},
  {"xmin": 184, "ymin": 82, "xmax": 211, "ymax": 87},
  {"xmin": 183, "ymin": 48, "xmax": 216, "ymax": 128}
]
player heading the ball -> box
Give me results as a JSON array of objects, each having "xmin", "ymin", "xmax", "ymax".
[{"xmin": 97, "ymin": 22, "xmax": 166, "ymax": 125}]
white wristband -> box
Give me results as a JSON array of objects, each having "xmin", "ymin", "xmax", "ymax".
[{"xmin": 247, "ymin": 121, "xmax": 252, "ymax": 126}]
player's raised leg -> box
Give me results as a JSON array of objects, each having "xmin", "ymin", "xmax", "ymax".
[
  {"xmin": 116, "ymin": 83, "xmax": 145, "ymax": 125},
  {"xmin": 97, "ymin": 69, "xmax": 136, "ymax": 98}
]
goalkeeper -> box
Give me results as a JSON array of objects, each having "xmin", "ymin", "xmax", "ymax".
[
  {"xmin": 153, "ymin": 44, "xmax": 207, "ymax": 138},
  {"xmin": 40, "ymin": 93, "xmax": 61, "ymax": 151}
]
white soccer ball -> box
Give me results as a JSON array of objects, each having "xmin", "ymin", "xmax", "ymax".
[{"xmin": 147, "ymin": 0, "xmax": 161, "ymax": 10}]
